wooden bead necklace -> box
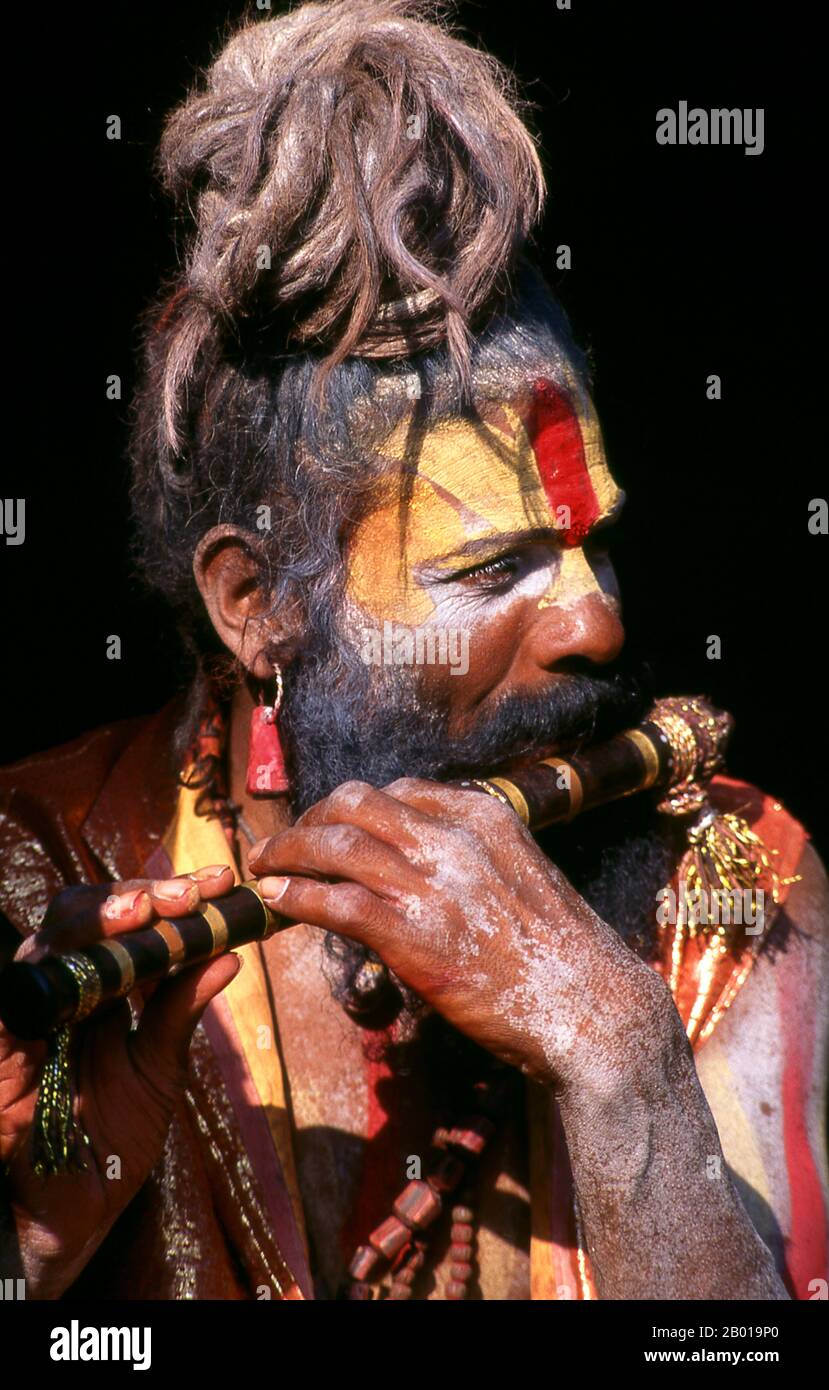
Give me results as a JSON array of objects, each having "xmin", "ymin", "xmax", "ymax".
[{"xmin": 342, "ymin": 1063, "xmax": 517, "ymax": 1300}]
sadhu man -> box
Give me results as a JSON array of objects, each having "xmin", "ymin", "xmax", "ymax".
[{"xmin": 1, "ymin": 1, "xmax": 827, "ymax": 1301}]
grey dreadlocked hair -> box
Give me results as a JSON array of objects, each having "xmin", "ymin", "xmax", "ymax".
[
  {"xmin": 126, "ymin": 1, "xmax": 642, "ymax": 1048},
  {"xmin": 129, "ymin": 0, "xmax": 591, "ymax": 761}
]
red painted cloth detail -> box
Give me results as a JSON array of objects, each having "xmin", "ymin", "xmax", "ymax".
[{"xmin": 339, "ymin": 1028, "xmax": 411, "ymax": 1276}]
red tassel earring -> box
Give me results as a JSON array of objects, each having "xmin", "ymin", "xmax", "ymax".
[{"xmin": 246, "ymin": 663, "xmax": 290, "ymax": 796}]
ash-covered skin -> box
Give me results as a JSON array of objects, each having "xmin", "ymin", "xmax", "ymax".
[
  {"xmin": 279, "ymin": 619, "xmax": 673, "ymax": 1038},
  {"xmin": 262, "ymin": 654, "xmax": 665, "ymax": 1080},
  {"xmin": 251, "ymin": 763, "xmax": 794, "ymax": 1299},
  {"xmin": 251, "ymin": 619, "xmax": 796, "ymax": 1300}
]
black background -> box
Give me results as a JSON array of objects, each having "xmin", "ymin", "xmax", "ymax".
[
  {"xmin": 10, "ymin": 1296, "xmax": 825, "ymax": 1373},
  {"xmin": 3, "ymin": 1, "xmax": 825, "ymax": 854}
]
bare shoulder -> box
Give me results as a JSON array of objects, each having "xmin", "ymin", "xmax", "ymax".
[
  {"xmin": 694, "ymin": 840, "xmax": 829, "ymax": 1294},
  {"xmin": 708, "ymin": 839, "xmax": 829, "ymax": 1041},
  {"xmin": 779, "ymin": 841, "xmax": 829, "ymax": 946}
]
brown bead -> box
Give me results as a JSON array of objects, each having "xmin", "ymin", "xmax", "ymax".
[
  {"xmin": 428, "ymin": 1152, "xmax": 465, "ymax": 1193},
  {"xmin": 388, "ymin": 1282, "xmax": 413, "ymax": 1300},
  {"xmin": 394, "ymin": 1179, "xmax": 442, "ymax": 1231},
  {"xmin": 446, "ymin": 1280, "xmax": 467, "ymax": 1299},
  {"xmin": 348, "ymin": 1244, "xmax": 382, "ymax": 1281},
  {"xmin": 393, "ymin": 1266, "xmax": 417, "ymax": 1286},
  {"xmin": 447, "ymin": 1115, "xmax": 495, "ymax": 1156},
  {"xmin": 452, "ymin": 1205, "xmax": 474, "ymax": 1223},
  {"xmin": 450, "ymin": 1243, "xmax": 473, "ymax": 1262},
  {"xmin": 450, "ymin": 1262, "xmax": 472, "ymax": 1281},
  {"xmin": 369, "ymin": 1214, "xmax": 410, "ymax": 1259},
  {"xmin": 451, "ymin": 1222, "xmax": 474, "ymax": 1244}
]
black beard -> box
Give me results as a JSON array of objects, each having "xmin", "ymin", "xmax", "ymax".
[
  {"xmin": 281, "ymin": 633, "xmax": 653, "ymax": 811},
  {"xmin": 277, "ymin": 624, "xmax": 682, "ymax": 1068}
]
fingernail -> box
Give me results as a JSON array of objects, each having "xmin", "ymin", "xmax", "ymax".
[
  {"xmin": 105, "ymin": 889, "xmax": 148, "ymax": 919},
  {"xmin": 189, "ymin": 864, "xmax": 231, "ymax": 882},
  {"xmin": 259, "ymin": 876, "xmax": 290, "ymax": 904},
  {"xmin": 248, "ymin": 838, "xmax": 269, "ymax": 863},
  {"xmin": 153, "ymin": 879, "xmax": 192, "ymax": 901}
]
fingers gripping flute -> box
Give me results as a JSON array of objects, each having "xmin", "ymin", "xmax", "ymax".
[{"xmin": 0, "ymin": 696, "xmax": 735, "ymax": 1044}]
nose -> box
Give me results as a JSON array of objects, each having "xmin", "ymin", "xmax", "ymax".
[{"xmin": 526, "ymin": 551, "xmax": 625, "ymax": 672}]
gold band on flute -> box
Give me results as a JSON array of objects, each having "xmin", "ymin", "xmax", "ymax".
[
  {"xmin": 484, "ymin": 776, "xmax": 531, "ymax": 826},
  {"xmin": 539, "ymin": 757, "xmax": 585, "ymax": 819},
  {"xmin": 61, "ymin": 953, "xmax": 103, "ymax": 1022},
  {"xmin": 97, "ymin": 939, "xmax": 136, "ymax": 996},
  {"xmin": 153, "ymin": 921, "xmax": 187, "ymax": 968},
  {"xmin": 202, "ymin": 900, "xmax": 231, "ymax": 955},
  {"xmin": 620, "ymin": 729, "xmax": 661, "ymax": 790}
]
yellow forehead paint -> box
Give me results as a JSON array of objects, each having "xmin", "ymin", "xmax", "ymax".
[
  {"xmin": 345, "ymin": 383, "xmax": 621, "ymax": 626},
  {"xmin": 536, "ymin": 548, "xmax": 605, "ymax": 610}
]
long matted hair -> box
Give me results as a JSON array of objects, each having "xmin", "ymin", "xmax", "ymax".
[{"xmin": 129, "ymin": 1, "xmax": 586, "ymax": 729}]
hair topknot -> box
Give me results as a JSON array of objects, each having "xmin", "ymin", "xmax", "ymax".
[{"xmin": 154, "ymin": 0, "xmax": 545, "ymax": 450}]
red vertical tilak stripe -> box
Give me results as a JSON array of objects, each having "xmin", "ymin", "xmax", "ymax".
[{"xmin": 530, "ymin": 379, "xmax": 601, "ymax": 546}]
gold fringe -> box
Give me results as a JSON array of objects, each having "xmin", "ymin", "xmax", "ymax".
[
  {"xmin": 31, "ymin": 1025, "xmax": 90, "ymax": 1177},
  {"xmin": 674, "ymin": 806, "xmax": 800, "ymax": 945}
]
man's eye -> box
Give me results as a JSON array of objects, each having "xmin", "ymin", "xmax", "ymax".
[{"xmin": 457, "ymin": 555, "xmax": 520, "ymax": 589}]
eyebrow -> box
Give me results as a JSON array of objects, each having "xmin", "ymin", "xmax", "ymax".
[{"xmin": 419, "ymin": 490, "xmax": 626, "ymax": 573}]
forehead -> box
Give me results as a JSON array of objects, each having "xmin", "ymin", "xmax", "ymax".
[{"xmin": 346, "ymin": 377, "xmax": 621, "ymax": 617}]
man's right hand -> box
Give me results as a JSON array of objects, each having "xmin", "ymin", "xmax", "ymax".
[{"xmin": 0, "ymin": 865, "xmax": 239, "ymax": 1298}]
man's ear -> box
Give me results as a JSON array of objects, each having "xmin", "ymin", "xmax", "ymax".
[{"xmin": 193, "ymin": 525, "xmax": 298, "ymax": 681}]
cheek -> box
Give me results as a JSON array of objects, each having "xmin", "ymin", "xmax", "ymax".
[{"xmin": 424, "ymin": 588, "xmax": 536, "ymax": 708}]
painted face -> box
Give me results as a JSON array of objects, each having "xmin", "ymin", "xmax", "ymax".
[{"xmin": 344, "ymin": 375, "xmax": 627, "ymax": 719}]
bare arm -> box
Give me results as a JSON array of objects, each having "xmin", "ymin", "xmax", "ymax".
[
  {"xmin": 557, "ymin": 845, "xmax": 829, "ymax": 1300},
  {"xmin": 693, "ymin": 843, "xmax": 829, "ymax": 1299},
  {"xmin": 558, "ymin": 1004, "xmax": 789, "ymax": 1300},
  {"xmin": 247, "ymin": 777, "xmax": 807, "ymax": 1299}
]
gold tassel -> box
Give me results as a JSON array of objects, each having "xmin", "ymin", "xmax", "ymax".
[
  {"xmin": 30, "ymin": 950, "xmax": 102, "ymax": 1175},
  {"xmin": 674, "ymin": 804, "xmax": 801, "ymax": 945},
  {"xmin": 31, "ymin": 1025, "xmax": 90, "ymax": 1177}
]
